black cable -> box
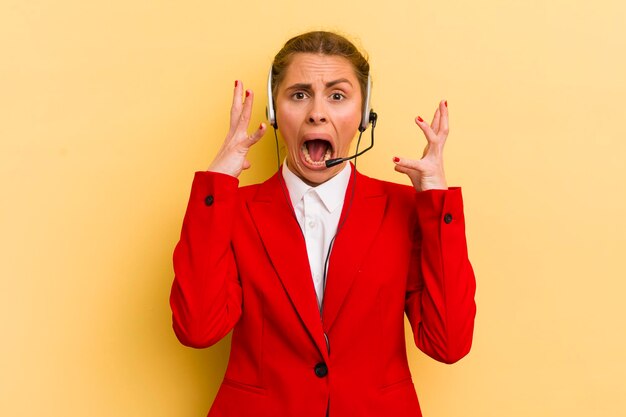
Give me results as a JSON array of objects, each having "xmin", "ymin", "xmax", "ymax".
[
  {"xmin": 320, "ymin": 130, "xmax": 363, "ymax": 315},
  {"xmin": 273, "ymin": 128, "xmax": 281, "ymax": 174}
]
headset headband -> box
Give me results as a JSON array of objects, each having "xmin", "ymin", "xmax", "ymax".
[{"xmin": 266, "ymin": 67, "xmax": 373, "ymax": 132}]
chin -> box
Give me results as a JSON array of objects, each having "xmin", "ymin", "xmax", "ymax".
[
  {"xmin": 303, "ymin": 171, "xmax": 333, "ymax": 186},
  {"xmin": 289, "ymin": 158, "xmax": 342, "ymax": 186}
]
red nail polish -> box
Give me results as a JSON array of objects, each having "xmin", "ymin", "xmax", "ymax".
[
  {"xmin": 417, "ymin": 116, "xmax": 424, "ymax": 122},
  {"xmin": 393, "ymin": 157, "xmax": 400, "ymax": 163},
  {"xmin": 259, "ymin": 123, "xmax": 263, "ymax": 129},
  {"xmin": 245, "ymin": 90, "xmax": 250, "ymax": 97},
  {"xmin": 445, "ymin": 100, "xmax": 448, "ymax": 107},
  {"xmin": 235, "ymin": 80, "xmax": 238, "ymax": 88}
]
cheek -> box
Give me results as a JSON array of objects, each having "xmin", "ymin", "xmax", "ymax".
[
  {"xmin": 277, "ymin": 109, "xmax": 300, "ymax": 143},
  {"xmin": 337, "ymin": 107, "xmax": 362, "ymax": 136}
]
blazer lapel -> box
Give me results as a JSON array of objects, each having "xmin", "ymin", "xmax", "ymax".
[
  {"xmin": 321, "ymin": 171, "xmax": 387, "ymax": 333},
  {"xmin": 247, "ymin": 172, "xmax": 329, "ymax": 361}
]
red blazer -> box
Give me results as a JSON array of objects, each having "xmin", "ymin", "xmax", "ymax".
[{"xmin": 170, "ymin": 167, "xmax": 476, "ymax": 417}]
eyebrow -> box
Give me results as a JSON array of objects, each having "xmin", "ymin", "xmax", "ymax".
[{"xmin": 286, "ymin": 78, "xmax": 353, "ymax": 90}]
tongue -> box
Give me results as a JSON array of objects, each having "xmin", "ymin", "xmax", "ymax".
[{"xmin": 306, "ymin": 140, "xmax": 329, "ymax": 162}]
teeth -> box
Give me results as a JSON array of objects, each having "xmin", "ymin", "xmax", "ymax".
[{"xmin": 302, "ymin": 143, "xmax": 331, "ymax": 166}]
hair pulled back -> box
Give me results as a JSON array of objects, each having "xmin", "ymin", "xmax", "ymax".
[{"xmin": 271, "ymin": 31, "xmax": 370, "ymax": 106}]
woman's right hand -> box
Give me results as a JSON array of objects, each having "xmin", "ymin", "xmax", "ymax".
[{"xmin": 207, "ymin": 80, "xmax": 267, "ymax": 177}]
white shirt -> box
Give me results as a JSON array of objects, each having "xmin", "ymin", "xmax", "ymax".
[{"xmin": 282, "ymin": 162, "xmax": 352, "ymax": 309}]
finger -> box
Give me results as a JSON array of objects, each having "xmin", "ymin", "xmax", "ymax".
[
  {"xmin": 431, "ymin": 108, "xmax": 441, "ymax": 134},
  {"xmin": 393, "ymin": 156, "xmax": 424, "ymax": 173},
  {"xmin": 393, "ymin": 164, "xmax": 414, "ymax": 176},
  {"xmin": 393, "ymin": 163, "xmax": 421, "ymax": 188},
  {"xmin": 229, "ymin": 80, "xmax": 243, "ymax": 134},
  {"xmin": 244, "ymin": 122, "xmax": 267, "ymax": 147},
  {"xmin": 236, "ymin": 89, "xmax": 254, "ymax": 132},
  {"xmin": 414, "ymin": 115, "xmax": 439, "ymax": 144},
  {"xmin": 439, "ymin": 99, "xmax": 449, "ymax": 137}
]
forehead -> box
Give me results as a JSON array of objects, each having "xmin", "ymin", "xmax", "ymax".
[{"xmin": 282, "ymin": 53, "xmax": 358, "ymax": 86}]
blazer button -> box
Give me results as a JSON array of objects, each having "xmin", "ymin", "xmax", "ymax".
[
  {"xmin": 443, "ymin": 213, "xmax": 453, "ymax": 224},
  {"xmin": 314, "ymin": 362, "xmax": 328, "ymax": 378},
  {"xmin": 204, "ymin": 195, "xmax": 214, "ymax": 206}
]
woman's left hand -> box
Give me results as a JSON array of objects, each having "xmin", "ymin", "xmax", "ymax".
[{"xmin": 393, "ymin": 99, "xmax": 449, "ymax": 192}]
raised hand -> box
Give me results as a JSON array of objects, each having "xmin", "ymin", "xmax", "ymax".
[
  {"xmin": 393, "ymin": 100, "xmax": 449, "ymax": 192},
  {"xmin": 207, "ymin": 80, "xmax": 267, "ymax": 177}
]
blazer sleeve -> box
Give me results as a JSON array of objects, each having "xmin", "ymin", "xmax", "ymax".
[
  {"xmin": 404, "ymin": 187, "xmax": 477, "ymax": 364},
  {"xmin": 169, "ymin": 171, "xmax": 243, "ymax": 348}
]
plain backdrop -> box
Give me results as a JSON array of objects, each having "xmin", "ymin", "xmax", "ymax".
[{"xmin": 2, "ymin": 0, "xmax": 625, "ymax": 416}]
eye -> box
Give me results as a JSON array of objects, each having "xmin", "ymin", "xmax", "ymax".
[
  {"xmin": 330, "ymin": 92, "xmax": 346, "ymax": 101},
  {"xmin": 292, "ymin": 91, "xmax": 307, "ymax": 100}
]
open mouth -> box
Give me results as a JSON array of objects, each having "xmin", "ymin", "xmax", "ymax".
[{"xmin": 301, "ymin": 139, "xmax": 333, "ymax": 167}]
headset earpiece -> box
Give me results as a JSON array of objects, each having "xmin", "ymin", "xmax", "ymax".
[
  {"xmin": 359, "ymin": 74, "xmax": 373, "ymax": 132},
  {"xmin": 267, "ymin": 66, "xmax": 278, "ymax": 129}
]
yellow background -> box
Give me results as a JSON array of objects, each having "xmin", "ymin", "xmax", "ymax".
[{"xmin": 2, "ymin": 0, "xmax": 625, "ymax": 416}]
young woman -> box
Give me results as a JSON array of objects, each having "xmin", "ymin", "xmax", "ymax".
[{"xmin": 170, "ymin": 31, "xmax": 476, "ymax": 417}]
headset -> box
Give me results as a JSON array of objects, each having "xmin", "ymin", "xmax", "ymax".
[{"xmin": 266, "ymin": 66, "xmax": 375, "ymax": 133}]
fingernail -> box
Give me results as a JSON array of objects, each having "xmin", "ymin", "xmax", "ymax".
[
  {"xmin": 245, "ymin": 90, "xmax": 250, "ymax": 97},
  {"xmin": 393, "ymin": 157, "xmax": 400, "ymax": 163},
  {"xmin": 259, "ymin": 123, "xmax": 264, "ymax": 129},
  {"xmin": 235, "ymin": 80, "xmax": 238, "ymax": 88},
  {"xmin": 417, "ymin": 116, "xmax": 424, "ymax": 122},
  {"xmin": 444, "ymin": 100, "xmax": 448, "ymax": 107}
]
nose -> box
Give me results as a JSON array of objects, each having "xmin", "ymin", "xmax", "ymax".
[{"xmin": 307, "ymin": 98, "xmax": 327, "ymax": 125}]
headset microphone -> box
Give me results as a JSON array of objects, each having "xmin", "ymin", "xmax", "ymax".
[{"xmin": 324, "ymin": 110, "xmax": 377, "ymax": 168}]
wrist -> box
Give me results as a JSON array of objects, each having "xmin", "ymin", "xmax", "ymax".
[{"xmin": 207, "ymin": 160, "xmax": 240, "ymax": 178}]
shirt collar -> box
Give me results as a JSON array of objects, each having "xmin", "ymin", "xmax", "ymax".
[{"xmin": 282, "ymin": 161, "xmax": 352, "ymax": 213}]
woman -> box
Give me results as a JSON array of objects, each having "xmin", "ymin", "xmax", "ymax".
[{"xmin": 170, "ymin": 31, "xmax": 476, "ymax": 417}]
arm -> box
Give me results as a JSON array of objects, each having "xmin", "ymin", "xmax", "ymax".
[
  {"xmin": 170, "ymin": 80, "xmax": 266, "ymax": 348},
  {"xmin": 394, "ymin": 100, "xmax": 476, "ymax": 363},
  {"xmin": 170, "ymin": 172, "xmax": 243, "ymax": 348},
  {"xmin": 404, "ymin": 187, "xmax": 476, "ymax": 364}
]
